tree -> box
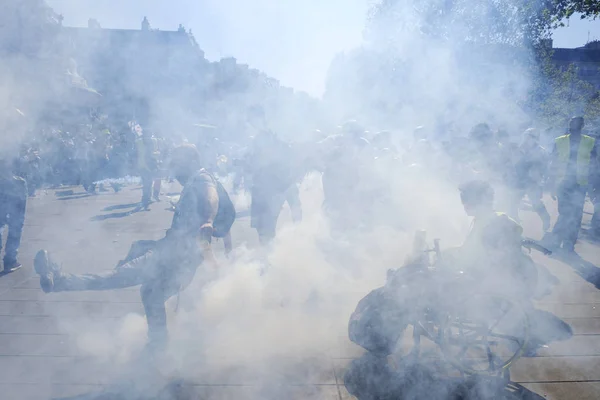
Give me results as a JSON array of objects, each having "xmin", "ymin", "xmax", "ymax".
[
  {"xmin": 366, "ymin": 0, "xmax": 599, "ymax": 47},
  {"xmin": 365, "ymin": 0, "xmax": 556, "ymax": 48},
  {"xmin": 530, "ymin": 63, "xmax": 600, "ymax": 128},
  {"xmin": 550, "ymin": 0, "xmax": 600, "ymax": 26},
  {"xmin": 324, "ymin": 0, "xmax": 600, "ymax": 131}
]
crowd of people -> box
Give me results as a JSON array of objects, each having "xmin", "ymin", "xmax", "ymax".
[
  {"xmin": 0, "ymin": 104, "xmax": 599, "ymax": 360},
  {"xmin": 12, "ymin": 120, "xmax": 175, "ymax": 196}
]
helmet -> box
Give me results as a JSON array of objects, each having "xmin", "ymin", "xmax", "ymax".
[
  {"xmin": 469, "ymin": 123, "xmax": 492, "ymax": 141},
  {"xmin": 569, "ymin": 116, "xmax": 584, "ymax": 132},
  {"xmin": 522, "ymin": 128, "xmax": 540, "ymax": 141},
  {"xmin": 459, "ymin": 180, "xmax": 494, "ymax": 205},
  {"xmin": 339, "ymin": 120, "xmax": 364, "ymax": 137}
]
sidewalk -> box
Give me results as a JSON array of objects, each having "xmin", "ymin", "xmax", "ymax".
[{"xmin": 0, "ymin": 187, "xmax": 598, "ymax": 399}]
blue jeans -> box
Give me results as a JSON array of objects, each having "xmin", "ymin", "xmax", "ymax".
[{"xmin": 0, "ymin": 191, "xmax": 26, "ymax": 265}]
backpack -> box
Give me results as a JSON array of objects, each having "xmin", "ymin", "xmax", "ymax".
[{"xmin": 212, "ymin": 176, "xmax": 236, "ymax": 238}]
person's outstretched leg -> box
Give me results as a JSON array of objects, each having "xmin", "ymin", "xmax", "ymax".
[{"xmin": 34, "ymin": 247, "xmax": 159, "ymax": 293}]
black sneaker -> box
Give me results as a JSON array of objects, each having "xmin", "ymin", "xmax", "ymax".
[{"xmin": 34, "ymin": 250, "xmax": 60, "ymax": 293}]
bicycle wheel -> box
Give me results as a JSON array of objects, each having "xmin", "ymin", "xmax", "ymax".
[{"xmin": 439, "ymin": 293, "xmax": 529, "ymax": 376}]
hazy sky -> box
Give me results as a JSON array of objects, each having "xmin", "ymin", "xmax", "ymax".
[{"xmin": 47, "ymin": 0, "xmax": 598, "ymax": 96}]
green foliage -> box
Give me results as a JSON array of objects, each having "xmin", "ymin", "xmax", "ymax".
[
  {"xmin": 366, "ymin": 0, "xmax": 556, "ymax": 47},
  {"xmin": 550, "ymin": 0, "xmax": 600, "ymax": 26},
  {"xmin": 352, "ymin": 0, "xmax": 600, "ymax": 129},
  {"xmin": 530, "ymin": 62, "xmax": 600, "ymax": 128},
  {"xmin": 367, "ymin": 0, "xmax": 600, "ymax": 47}
]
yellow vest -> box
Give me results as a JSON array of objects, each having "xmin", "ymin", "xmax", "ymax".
[{"xmin": 555, "ymin": 134, "xmax": 595, "ymax": 186}]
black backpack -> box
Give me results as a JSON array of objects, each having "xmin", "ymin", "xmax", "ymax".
[{"xmin": 212, "ymin": 176, "xmax": 236, "ymax": 238}]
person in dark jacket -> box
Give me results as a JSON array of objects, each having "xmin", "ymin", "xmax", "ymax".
[
  {"xmin": 0, "ymin": 157, "xmax": 27, "ymax": 272},
  {"xmin": 34, "ymin": 145, "xmax": 224, "ymax": 351}
]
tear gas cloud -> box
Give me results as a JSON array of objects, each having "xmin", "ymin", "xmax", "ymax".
[{"xmin": 1, "ymin": 0, "xmax": 582, "ymax": 398}]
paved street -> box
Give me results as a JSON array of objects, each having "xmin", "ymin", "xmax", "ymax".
[{"xmin": 0, "ymin": 180, "xmax": 599, "ymax": 399}]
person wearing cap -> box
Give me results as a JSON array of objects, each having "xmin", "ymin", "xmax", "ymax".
[
  {"xmin": 546, "ymin": 117, "xmax": 598, "ymax": 253},
  {"xmin": 135, "ymin": 128, "xmax": 161, "ymax": 208},
  {"xmin": 446, "ymin": 180, "xmax": 537, "ymax": 297},
  {"xmin": 372, "ymin": 130, "xmax": 398, "ymax": 157},
  {"xmin": 466, "ymin": 123, "xmax": 503, "ymax": 176},
  {"xmin": 242, "ymin": 107, "xmax": 304, "ymax": 244},
  {"xmin": 248, "ymin": 130, "xmax": 302, "ymax": 245},
  {"xmin": 320, "ymin": 121, "xmax": 375, "ymax": 231},
  {"xmin": 511, "ymin": 128, "xmax": 551, "ymax": 231},
  {"xmin": 0, "ymin": 157, "xmax": 27, "ymax": 272},
  {"xmin": 33, "ymin": 144, "xmax": 233, "ymax": 352}
]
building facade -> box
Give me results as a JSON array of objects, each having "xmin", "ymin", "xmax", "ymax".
[{"xmin": 552, "ymin": 40, "xmax": 600, "ymax": 89}]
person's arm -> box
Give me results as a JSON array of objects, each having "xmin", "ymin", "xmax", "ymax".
[
  {"xmin": 483, "ymin": 215, "xmax": 523, "ymax": 254},
  {"xmin": 169, "ymin": 176, "xmax": 220, "ymax": 264},
  {"xmin": 547, "ymin": 143, "xmax": 558, "ymax": 198}
]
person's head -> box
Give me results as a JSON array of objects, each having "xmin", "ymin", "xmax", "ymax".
[
  {"xmin": 170, "ymin": 144, "xmax": 201, "ymax": 184},
  {"xmin": 413, "ymin": 126, "xmax": 427, "ymax": 142},
  {"xmin": 372, "ymin": 130, "xmax": 392, "ymax": 147},
  {"xmin": 520, "ymin": 128, "xmax": 539, "ymax": 149},
  {"xmin": 469, "ymin": 123, "xmax": 493, "ymax": 146},
  {"xmin": 495, "ymin": 129, "xmax": 509, "ymax": 145},
  {"xmin": 568, "ymin": 116, "xmax": 584, "ymax": 135},
  {"xmin": 459, "ymin": 180, "xmax": 494, "ymax": 217},
  {"xmin": 339, "ymin": 120, "xmax": 364, "ymax": 139}
]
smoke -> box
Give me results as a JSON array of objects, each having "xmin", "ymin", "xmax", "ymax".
[
  {"xmin": 2, "ymin": 1, "xmax": 584, "ymax": 399},
  {"xmin": 325, "ymin": 0, "xmax": 540, "ymax": 135},
  {"xmin": 59, "ymin": 172, "xmax": 418, "ymax": 383}
]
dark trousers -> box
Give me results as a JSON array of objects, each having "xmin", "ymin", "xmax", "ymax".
[
  {"xmin": 508, "ymin": 184, "xmax": 551, "ymax": 230},
  {"xmin": 0, "ymin": 194, "xmax": 26, "ymax": 265},
  {"xmin": 251, "ymin": 185, "xmax": 301, "ymax": 245},
  {"xmin": 140, "ymin": 170, "xmax": 154, "ymax": 205},
  {"xmin": 591, "ymin": 188, "xmax": 600, "ymax": 236},
  {"xmin": 51, "ymin": 238, "xmax": 200, "ymax": 346},
  {"xmin": 552, "ymin": 182, "xmax": 587, "ymax": 250}
]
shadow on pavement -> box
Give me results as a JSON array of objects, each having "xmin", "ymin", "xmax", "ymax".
[
  {"xmin": 552, "ymin": 249, "xmax": 600, "ymax": 290},
  {"xmin": 51, "ymin": 380, "xmax": 197, "ymax": 400},
  {"xmin": 57, "ymin": 194, "xmax": 94, "ymax": 201},
  {"xmin": 580, "ymin": 228, "xmax": 600, "ymax": 245},
  {"xmin": 55, "ymin": 189, "xmax": 82, "ymax": 197},
  {"xmin": 91, "ymin": 205, "xmax": 145, "ymax": 221},
  {"xmin": 103, "ymin": 202, "xmax": 141, "ymax": 212},
  {"xmin": 344, "ymin": 353, "xmax": 547, "ymax": 400}
]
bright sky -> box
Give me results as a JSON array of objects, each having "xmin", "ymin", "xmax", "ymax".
[{"xmin": 47, "ymin": 0, "xmax": 598, "ymax": 97}]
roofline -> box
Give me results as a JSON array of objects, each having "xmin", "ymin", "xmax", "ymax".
[{"xmin": 62, "ymin": 26, "xmax": 186, "ymax": 34}]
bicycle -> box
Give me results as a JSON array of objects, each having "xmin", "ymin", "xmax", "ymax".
[{"xmin": 377, "ymin": 231, "xmax": 550, "ymax": 379}]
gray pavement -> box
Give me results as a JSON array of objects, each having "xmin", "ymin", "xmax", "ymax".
[{"xmin": 0, "ymin": 184, "xmax": 598, "ymax": 399}]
